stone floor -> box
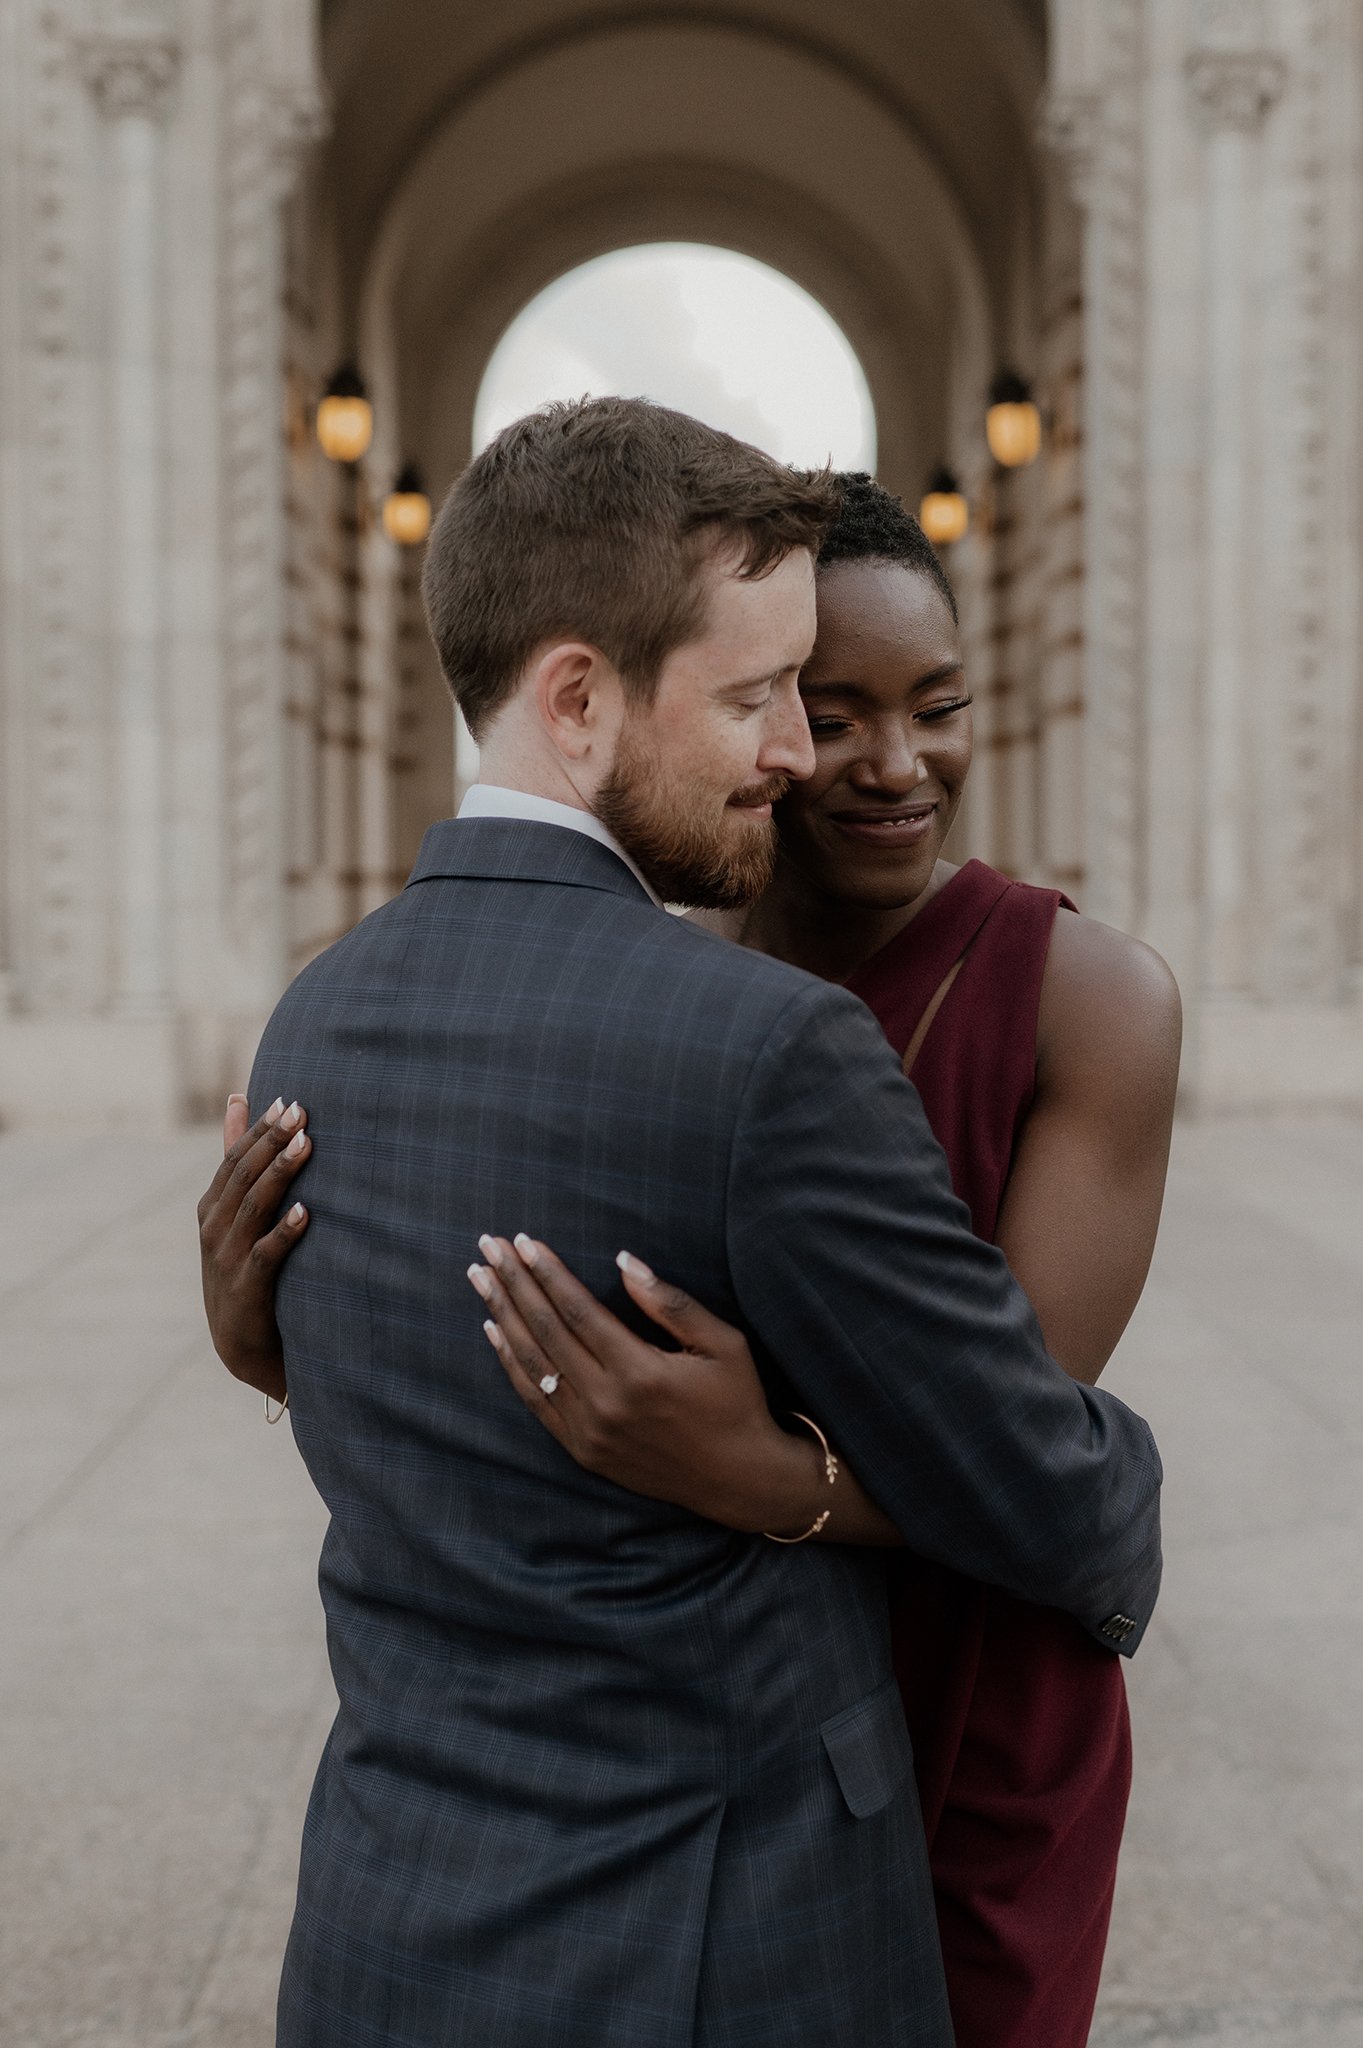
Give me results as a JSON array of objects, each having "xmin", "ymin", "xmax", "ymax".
[{"xmin": 0, "ymin": 1118, "xmax": 1359, "ymax": 2047}]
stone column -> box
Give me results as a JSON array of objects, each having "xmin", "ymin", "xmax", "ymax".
[
  {"xmin": 78, "ymin": 24, "xmax": 180, "ymax": 1017},
  {"xmin": 1042, "ymin": 0, "xmax": 1150, "ymax": 943},
  {"xmin": 1185, "ymin": 27, "xmax": 1286, "ymax": 994}
]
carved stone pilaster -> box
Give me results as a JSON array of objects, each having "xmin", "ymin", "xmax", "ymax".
[
  {"xmin": 268, "ymin": 81, "xmax": 330, "ymax": 197},
  {"xmin": 217, "ymin": 0, "xmax": 305, "ymax": 975},
  {"xmin": 76, "ymin": 31, "xmax": 179, "ymax": 120},
  {"xmin": 1079, "ymin": 0, "xmax": 1147, "ymax": 936},
  {"xmin": 1038, "ymin": 88, "xmax": 1102, "ymax": 210},
  {"xmin": 1185, "ymin": 47, "xmax": 1287, "ymax": 131},
  {"xmin": 74, "ymin": 10, "xmax": 181, "ymax": 1012},
  {"xmin": 1269, "ymin": 0, "xmax": 1337, "ymax": 991},
  {"xmin": 1186, "ymin": 19, "xmax": 1288, "ymax": 991},
  {"xmin": 26, "ymin": 4, "xmax": 100, "ymax": 1012}
]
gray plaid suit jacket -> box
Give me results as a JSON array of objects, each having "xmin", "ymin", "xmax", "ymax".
[{"xmin": 253, "ymin": 817, "xmax": 1162, "ymax": 2048}]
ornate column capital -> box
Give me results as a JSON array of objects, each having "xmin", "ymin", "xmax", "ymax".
[
  {"xmin": 1037, "ymin": 87, "xmax": 1102, "ymax": 208},
  {"xmin": 268, "ymin": 83, "xmax": 331, "ymax": 198},
  {"xmin": 76, "ymin": 31, "xmax": 180, "ymax": 119},
  {"xmin": 1185, "ymin": 46, "xmax": 1287, "ymax": 132}
]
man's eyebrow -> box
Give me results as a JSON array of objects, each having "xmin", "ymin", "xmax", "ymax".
[{"xmin": 801, "ymin": 660, "xmax": 965, "ymax": 698}]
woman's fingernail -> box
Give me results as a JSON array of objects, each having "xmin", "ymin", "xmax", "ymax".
[
  {"xmin": 616, "ymin": 1251, "xmax": 656, "ymax": 1285},
  {"xmin": 478, "ymin": 1234, "xmax": 503, "ymax": 1268},
  {"xmin": 285, "ymin": 1130, "xmax": 307, "ymax": 1157},
  {"xmin": 483, "ymin": 1319, "xmax": 504, "ymax": 1349},
  {"xmin": 513, "ymin": 1233, "xmax": 538, "ymax": 1266},
  {"xmin": 288, "ymin": 1203, "xmax": 306, "ymax": 1224},
  {"xmin": 467, "ymin": 1263, "xmax": 493, "ymax": 1298},
  {"xmin": 265, "ymin": 1098, "xmax": 285, "ymax": 1124},
  {"xmin": 280, "ymin": 1101, "xmax": 302, "ymax": 1133},
  {"xmin": 228, "ymin": 1092, "xmax": 247, "ymax": 1109}
]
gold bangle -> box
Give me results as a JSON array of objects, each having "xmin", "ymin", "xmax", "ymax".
[
  {"xmin": 264, "ymin": 1391, "xmax": 290, "ymax": 1425},
  {"xmin": 763, "ymin": 1411, "xmax": 840, "ymax": 1544}
]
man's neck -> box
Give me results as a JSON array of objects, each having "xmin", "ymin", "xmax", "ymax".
[{"xmin": 472, "ymin": 747, "xmax": 594, "ymax": 815}]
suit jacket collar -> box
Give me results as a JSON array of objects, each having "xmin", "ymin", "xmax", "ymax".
[{"xmin": 406, "ymin": 816, "xmax": 657, "ymax": 906}]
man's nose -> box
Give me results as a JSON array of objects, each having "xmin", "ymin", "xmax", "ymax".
[{"xmin": 759, "ymin": 694, "xmax": 817, "ymax": 784}]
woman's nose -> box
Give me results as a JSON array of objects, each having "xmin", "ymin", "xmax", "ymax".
[{"xmin": 851, "ymin": 745, "xmax": 928, "ymax": 791}]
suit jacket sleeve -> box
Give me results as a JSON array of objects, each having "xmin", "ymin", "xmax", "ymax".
[{"xmin": 725, "ymin": 979, "xmax": 1163, "ymax": 1654}]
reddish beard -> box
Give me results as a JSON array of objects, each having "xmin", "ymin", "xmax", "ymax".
[{"xmin": 595, "ymin": 721, "xmax": 788, "ymax": 909}]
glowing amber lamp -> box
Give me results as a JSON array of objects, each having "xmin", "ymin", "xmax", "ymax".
[
  {"xmin": 919, "ymin": 467, "xmax": 969, "ymax": 547},
  {"xmin": 382, "ymin": 463, "xmax": 433, "ymax": 546},
  {"xmin": 985, "ymin": 370, "xmax": 1042, "ymax": 469},
  {"xmin": 316, "ymin": 363, "xmax": 374, "ymax": 464}
]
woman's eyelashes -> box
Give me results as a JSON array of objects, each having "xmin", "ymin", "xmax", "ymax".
[
  {"xmin": 806, "ymin": 695, "xmax": 973, "ymax": 740},
  {"xmin": 915, "ymin": 695, "xmax": 973, "ymax": 723}
]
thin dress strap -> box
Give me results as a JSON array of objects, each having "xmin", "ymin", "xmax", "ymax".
[
  {"xmin": 847, "ymin": 862, "xmax": 1075, "ymax": 1240},
  {"xmin": 844, "ymin": 862, "xmax": 1012, "ymax": 1065}
]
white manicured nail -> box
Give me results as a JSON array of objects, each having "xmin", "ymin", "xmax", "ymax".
[
  {"xmin": 513, "ymin": 1234, "xmax": 538, "ymax": 1266},
  {"xmin": 616, "ymin": 1251, "xmax": 656, "ymax": 1284}
]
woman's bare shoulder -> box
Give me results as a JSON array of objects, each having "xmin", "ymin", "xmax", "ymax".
[{"xmin": 1040, "ymin": 909, "xmax": 1182, "ymax": 1083}]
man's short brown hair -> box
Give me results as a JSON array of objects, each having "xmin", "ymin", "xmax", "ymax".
[{"xmin": 422, "ymin": 397, "xmax": 842, "ymax": 737}]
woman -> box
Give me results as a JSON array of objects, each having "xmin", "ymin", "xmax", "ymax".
[{"xmin": 201, "ymin": 475, "xmax": 1180, "ymax": 2047}]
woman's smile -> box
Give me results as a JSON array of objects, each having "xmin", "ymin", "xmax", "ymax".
[{"xmin": 826, "ymin": 800, "xmax": 940, "ymax": 848}]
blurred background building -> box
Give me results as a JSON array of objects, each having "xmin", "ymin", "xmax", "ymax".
[{"xmin": 2, "ymin": 0, "xmax": 1361, "ymax": 1128}]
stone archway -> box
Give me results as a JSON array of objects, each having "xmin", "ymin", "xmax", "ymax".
[
  {"xmin": 280, "ymin": 1, "xmax": 1068, "ymax": 975},
  {"xmin": 5, "ymin": 0, "xmax": 1360, "ymax": 1126}
]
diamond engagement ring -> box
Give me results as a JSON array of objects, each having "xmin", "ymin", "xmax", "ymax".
[{"xmin": 539, "ymin": 1373, "xmax": 560, "ymax": 1396}]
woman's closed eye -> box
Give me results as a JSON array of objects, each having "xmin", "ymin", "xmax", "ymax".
[{"xmin": 915, "ymin": 695, "xmax": 973, "ymax": 723}]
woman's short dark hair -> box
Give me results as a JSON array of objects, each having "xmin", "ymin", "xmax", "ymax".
[
  {"xmin": 422, "ymin": 397, "xmax": 843, "ymax": 737},
  {"xmin": 818, "ymin": 471, "xmax": 959, "ymax": 624}
]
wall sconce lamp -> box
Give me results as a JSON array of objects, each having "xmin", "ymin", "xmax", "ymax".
[
  {"xmin": 985, "ymin": 370, "xmax": 1043, "ymax": 469},
  {"xmin": 316, "ymin": 362, "xmax": 374, "ymax": 464},
  {"xmin": 382, "ymin": 463, "xmax": 433, "ymax": 546},
  {"xmin": 919, "ymin": 466, "xmax": 970, "ymax": 547}
]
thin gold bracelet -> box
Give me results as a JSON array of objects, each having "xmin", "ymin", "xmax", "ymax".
[
  {"xmin": 264, "ymin": 1391, "xmax": 290, "ymax": 1425},
  {"xmin": 763, "ymin": 1412, "xmax": 840, "ymax": 1543}
]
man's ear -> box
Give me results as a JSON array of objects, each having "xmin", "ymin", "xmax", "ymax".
[{"xmin": 532, "ymin": 641, "xmax": 624, "ymax": 763}]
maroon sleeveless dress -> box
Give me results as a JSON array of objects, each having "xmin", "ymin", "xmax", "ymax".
[{"xmin": 845, "ymin": 860, "xmax": 1131, "ymax": 2048}]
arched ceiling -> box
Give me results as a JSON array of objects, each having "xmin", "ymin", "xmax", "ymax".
[
  {"xmin": 351, "ymin": 18, "xmax": 1002, "ymax": 501},
  {"xmin": 319, "ymin": 0, "xmax": 1047, "ymax": 319}
]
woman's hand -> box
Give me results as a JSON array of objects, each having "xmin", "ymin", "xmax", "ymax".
[
  {"xmin": 197, "ymin": 1094, "xmax": 312, "ymax": 1401},
  {"xmin": 468, "ymin": 1234, "xmax": 877, "ymax": 1540}
]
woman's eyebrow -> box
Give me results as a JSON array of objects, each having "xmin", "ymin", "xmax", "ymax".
[
  {"xmin": 800, "ymin": 678, "xmax": 869, "ymax": 699},
  {"xmin": 913, "ymin": 660, "xmax": 966, "ymax": 689},
  {"xmin": 801, "ymin": 660, "xmax": 965, "ymax": 699}
]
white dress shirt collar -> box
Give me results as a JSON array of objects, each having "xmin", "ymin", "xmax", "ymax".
[{"xmin": 456, "ymin": 783, "xmax": 664, "ymax": 909}]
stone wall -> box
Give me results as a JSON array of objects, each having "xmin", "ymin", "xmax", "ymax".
[{"xmin": 1, "ymin": 0, "xmax": 1361, "ymax": 1124}]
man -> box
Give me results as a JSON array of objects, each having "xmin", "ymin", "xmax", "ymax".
[{"xmin": 208, "ymin": 398, "xmax": 1161, "ymax": 2047}]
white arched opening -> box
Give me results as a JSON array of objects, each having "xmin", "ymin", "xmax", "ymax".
[{"xmin": 473, "ymin": 242, "xmax": 877, "ymax": 471}]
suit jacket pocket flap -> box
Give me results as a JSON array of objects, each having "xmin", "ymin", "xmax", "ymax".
[{"xmin": 819, "ymin": 1678, "xmax": 913, "ymax": 1819}]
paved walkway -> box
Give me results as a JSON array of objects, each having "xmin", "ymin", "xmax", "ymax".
[{"xmin": 0, "ymin": 1119, "xmax": 1359, "ymax": 2046}]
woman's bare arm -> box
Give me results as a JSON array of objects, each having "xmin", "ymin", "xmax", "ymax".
[{"xmin": 994, "ymin": 913, "xmax": 1182, "ymax": 1385}]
